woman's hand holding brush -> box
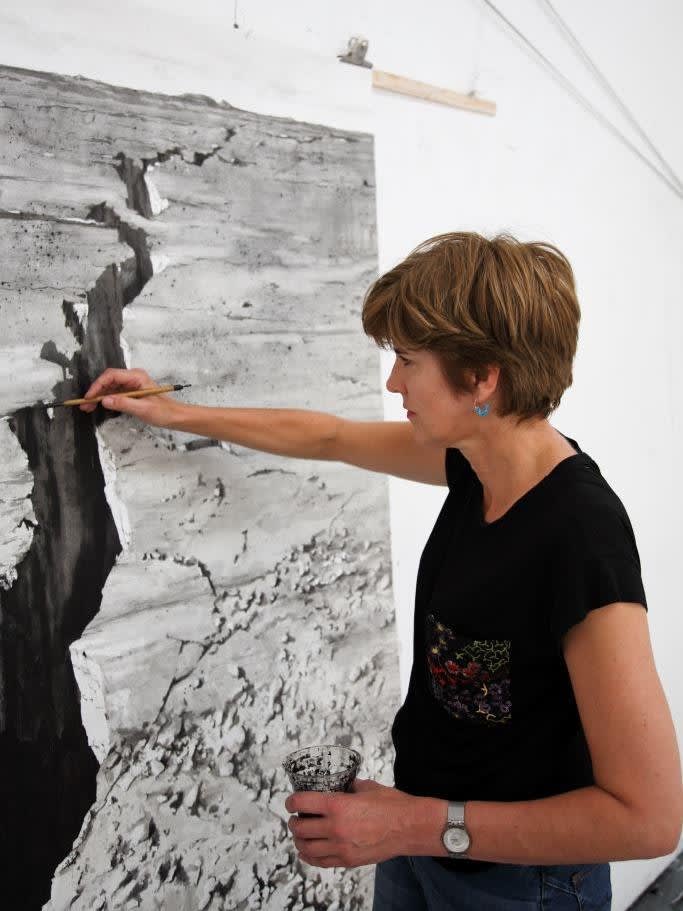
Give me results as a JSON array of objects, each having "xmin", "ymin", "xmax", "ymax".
[{"xmin": 79, "ymin": 367, "xmax": 187, "ymax": 428}]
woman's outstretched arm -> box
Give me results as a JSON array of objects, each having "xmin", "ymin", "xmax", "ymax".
[{"xmin": 80, "ymin": 367, "xmax": 447, "ymax": 485}]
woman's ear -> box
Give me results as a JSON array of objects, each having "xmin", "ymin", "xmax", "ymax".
[{"xmin": 474, "ymin": 364, "xmax": 501, "ymax": 399}]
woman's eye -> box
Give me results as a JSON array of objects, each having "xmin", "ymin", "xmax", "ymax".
[{"xmin": 399, "ymin": 357, "xmax": 411, "ymax": 366}]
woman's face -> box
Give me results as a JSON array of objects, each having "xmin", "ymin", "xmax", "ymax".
[{"xmin": 386, "ymin": 348, "xmax": 475, "ymax": 447}]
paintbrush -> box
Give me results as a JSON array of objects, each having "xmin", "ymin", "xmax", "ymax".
[{"xmin": 41, "ymin": 384, "xmax": 192, "ymax": 408}]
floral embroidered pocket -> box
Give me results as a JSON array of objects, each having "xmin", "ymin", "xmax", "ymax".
[{"xmin": 425, "ymin": 613, "xmax": 512, "ymax": 725}]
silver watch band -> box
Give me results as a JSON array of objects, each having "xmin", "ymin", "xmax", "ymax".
[{"xmin": 447, "ymin": 800, "xmax": 466, "ymax": 826}]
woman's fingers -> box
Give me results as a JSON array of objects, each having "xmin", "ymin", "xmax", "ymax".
[
  {"xmin": 293, "ymin": 837, "xmax": 335, "ymax": 859},
  {"xmin": 75, "ymin": 365, "xmax": 181, "ymax": 428},
  {"xmin": 99, "ymin": 391, "xmax": 179, "ymax": 429},
  {"xmin": 79, "ymin": 367, "xmax": 153, "ymax": 412},
  {"xmin": 101, "ymin": 393, "xmax": 159, "ymax": 418},
  {"xmin": 288, "ymin": 816, "xmax": 329, "ymax": 840}
]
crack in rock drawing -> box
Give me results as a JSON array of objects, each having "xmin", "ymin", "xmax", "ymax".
[{"xmin": 0, "ymin": 65, "xmax": 396, "ymax": 911}]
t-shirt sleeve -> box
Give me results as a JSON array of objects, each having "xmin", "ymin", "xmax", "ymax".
[
  {"xmin": 549, "ymin": 510, "xmax": 648, "ymax": 644},
  {"xmin": 444, "ymin": 447, "xmax": 472, "ymax": 493}
]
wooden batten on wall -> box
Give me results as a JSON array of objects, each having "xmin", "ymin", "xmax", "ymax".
[{"xmin": 372, "ymin": 69, "xmax": 496, "ymax": 115}]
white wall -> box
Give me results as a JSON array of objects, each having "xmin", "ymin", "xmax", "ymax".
[{"xmin": 2, "ymin": 1, "xmax": 681, "ymax": 907}]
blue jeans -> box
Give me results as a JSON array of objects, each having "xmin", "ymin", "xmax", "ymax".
[{"xmin": 373, "ymin": 856, "xmax": 612, "ymax": 910}]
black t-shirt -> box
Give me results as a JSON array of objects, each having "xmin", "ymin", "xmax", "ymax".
[{"xmin": 391, "ymin": 433, "xmax": 648, "ymax": 872}]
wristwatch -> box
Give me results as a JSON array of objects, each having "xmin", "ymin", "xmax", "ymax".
[{"xmin": 441, "ymin": 801, "xmax": 471, "ymax": 857}]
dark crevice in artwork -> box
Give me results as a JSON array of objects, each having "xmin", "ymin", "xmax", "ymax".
[
  {"xmin": 61, "ymin": 299, "xmax": 86, "ymax": 346},
  {"xmin": 0, "ymin": 400, "xmax": 121, "ymax": 909},
  {"xmin": 114, "ymin": 149, "xmax": 181, "ymax": 218},
  {"xmin": 1, "ymin": 131, "xmax": 243, "ymax": 907},
  {"xmin": 0, "ymin": 188, "xmax": 155, "ymax": 908},
  {"xmin": 113, "ymin": 128, "xmax": 235, "ymax": 217},
  {"xmin": 0, "ymin": 208, "xmax": 112, "ymax": 227}
]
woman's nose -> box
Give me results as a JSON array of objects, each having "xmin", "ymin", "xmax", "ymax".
[{"xmin": 386, "ymin": 363, "xmax": 402, "ymax": 394}]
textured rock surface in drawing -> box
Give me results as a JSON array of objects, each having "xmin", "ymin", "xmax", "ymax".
[{"xmin": 0, "ymin": 66, "xmax": 397, "ymax": 910}]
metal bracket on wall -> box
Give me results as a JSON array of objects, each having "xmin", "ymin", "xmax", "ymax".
[{"xmin": 338, "ymin": 36, "xmax": 373, "ymax": 68}]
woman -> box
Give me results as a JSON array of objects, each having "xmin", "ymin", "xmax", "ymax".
[{"xmin": 81, "ymin": 232, "xmax": 682, "ymax": 910}]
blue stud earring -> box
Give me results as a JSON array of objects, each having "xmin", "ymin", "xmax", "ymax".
[{"xmin": 473, "ymin": 401, "xmax": 490, "ymax": 417}]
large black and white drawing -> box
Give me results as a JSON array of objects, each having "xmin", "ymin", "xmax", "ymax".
[{"xmin": 0, "ymin": 65, "xmax": 398, "ymax": 910}]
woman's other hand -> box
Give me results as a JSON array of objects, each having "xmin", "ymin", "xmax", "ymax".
[
  {"xmin": 285, "ymin": 778, "xmax": 444, "ymax": 868},
  {"xmin": 78, "ymin": 367, "xmax": 182, "ymax": 428}
]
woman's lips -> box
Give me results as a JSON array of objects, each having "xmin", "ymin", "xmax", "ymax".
[{"xmin": 406, "ymin": 410, "xmax": 415, "ymax": 419}]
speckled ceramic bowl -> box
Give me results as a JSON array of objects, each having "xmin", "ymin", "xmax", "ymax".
[{"xmin": 282, "ymin": 744, "xmax": 362, "ymax": 793}]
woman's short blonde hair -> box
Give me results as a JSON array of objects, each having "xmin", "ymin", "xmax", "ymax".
[{"xmin": 361, "ymin": 231, "xmax": 581, "ymax": 422}]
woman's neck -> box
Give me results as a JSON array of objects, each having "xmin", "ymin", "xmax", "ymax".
[{"xmin": 458, "ymin": 421, "xmax": 577, "ymax": 520}]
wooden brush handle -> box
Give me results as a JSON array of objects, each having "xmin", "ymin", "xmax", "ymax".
[{"xmin": 63, "ymin": 385, "xmax": 176, "ymax": 407}]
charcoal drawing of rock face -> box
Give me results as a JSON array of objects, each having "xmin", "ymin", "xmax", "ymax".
[{"xmin": 0, "ymin": 66, "xmax": 398, "ymax": 910}]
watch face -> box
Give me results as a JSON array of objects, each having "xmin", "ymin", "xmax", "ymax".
[{"xmin": 444, "ymin": 825, "xmax": 470, "ymax": 854}]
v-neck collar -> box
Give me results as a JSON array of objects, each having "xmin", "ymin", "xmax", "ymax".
[{"xmin": 475, "ymin": 433, "xmax": 589, "ymax": 529}]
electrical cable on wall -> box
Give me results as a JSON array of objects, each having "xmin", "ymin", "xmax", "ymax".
[{"xmin": 480, "ymin": 0, "xmax": 683, "ymax": 199}]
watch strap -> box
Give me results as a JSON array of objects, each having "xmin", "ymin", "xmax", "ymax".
[{"xmin": 447, "ymin": 800, "xmax": 466, "ymax": 826}]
